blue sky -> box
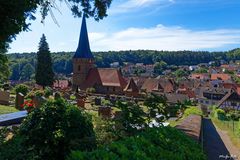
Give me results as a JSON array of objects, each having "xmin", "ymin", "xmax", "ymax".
[{"xmin": 9, "ymin": 0, "xmax": 240, "ymax": 53}]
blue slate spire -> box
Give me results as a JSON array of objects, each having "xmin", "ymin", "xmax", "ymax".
[{"xmin": 73, "ymin": 14, "xmax": 94, "ymax": 59}]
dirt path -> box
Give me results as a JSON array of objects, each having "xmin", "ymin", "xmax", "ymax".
[{"xmin": 203, "ymin": 118, "xmax": 239, "ymax": 160}]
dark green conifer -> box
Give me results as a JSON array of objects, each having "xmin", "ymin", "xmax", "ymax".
[{"xmin": 35, "ymin": 34, "xmax": 54, "ymax": 88}]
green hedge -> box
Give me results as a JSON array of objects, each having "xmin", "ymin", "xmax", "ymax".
[
  {"xmin": 14, "ymin": 84, "xmax": 29, "ymax": 96},
  {"xmin": 67, "ymin": 127, "xmax": 206, "ymax": 160}
]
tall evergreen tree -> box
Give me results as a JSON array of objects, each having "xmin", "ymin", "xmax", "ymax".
[{"xmin": 35, "ymin": 34, "xmax": 54, "ymax": 88}]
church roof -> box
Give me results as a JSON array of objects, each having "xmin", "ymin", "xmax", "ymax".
[
  {"xmin": 73, "ymin": 15, "xmax": 94, "ymax": 59},
  {"xmin": 81, "ymin": 68, "xmax": 127, "ymax": 89}
]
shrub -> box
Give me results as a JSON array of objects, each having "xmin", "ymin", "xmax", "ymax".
[
  {"xmin": 25, "ymin": 90, "xmax": 35, "ymax": 99},
  {"xmin": 70, "ymin": 95, "xmax": 76, "ymax": 100},
  {"xmin": 2, "ymin": 83, "xmax": 10, "ymax": 91},
  {"xmin": 67, "ymin": 127, "xmax": 206, "ymax": 160},
  {"xmin": 14, "ymin": 84, "xmax": 28, "ymax": 96},
  {"xmin": 44, "ymin": 87, "xmax": 53, "ymax": 97},
  {"xmin": 0, "ymin": 135, "xmax": 29, "ymax": 160},
  {"xmin": 34, "ymin": 90, "xmax": 44, "ymax": 97},
  {"xmin": 86, "ymin": 87, "xmax": 96, "ymax": 94},
  {"xmin": 0, "ymin": 99, "xmax": 96, "ymax": 160},
  {"xmin": 214, "ymin": 109, "xmax": 226, "ymax": 120},
  {"xmin": 114, "ymin": 101, "xmax": 146, "ymax": 137},
  {"xmin": 183, "ymin": 100, "xmax": 193, "ymax": 106},
  {"xmin": 0, "ymin": 127, "xmax": 9, "ymax": 146},
  {"xmin": 183, "ymin": 106, "xmax": 203, "ymax": 118},
  {"xmin": 228, "ymin": 110, "xmax": 240, "ymax": 121},
  {"xmin": 93, "ymin": 116, "xmax": 117, "ymax": 147},
  {"xmin": 26, "ymin": 90, "xmax": 44, "ymax": 99},
  {"xmin": 144, "ymin": 93, "xmax": 168, "ymax": 123},
  {"xmin": 102, "ymin": 99, "xmax": 111, "ymax": 106}
]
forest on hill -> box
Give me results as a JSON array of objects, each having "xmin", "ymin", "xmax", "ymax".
[{"xmin": 7, "ymin": 48, "xmax": 240, "ymax": 81}]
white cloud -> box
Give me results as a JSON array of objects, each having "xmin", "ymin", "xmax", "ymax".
[
  {"xmin": 89, "ymin": 25, "xmax": 240, "ymax": 51},
  {"xmin": 89, "ymin": 33, "xmax": 106, "ymax": 42},
  {"xmin": 110, "ymin": 0, "xmax": 174, "ymax": 14}
]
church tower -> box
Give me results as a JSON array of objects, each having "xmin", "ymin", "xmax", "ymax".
[{"xmin": 72, "ymin": 15, "xmax": 94, "ymax": 90}]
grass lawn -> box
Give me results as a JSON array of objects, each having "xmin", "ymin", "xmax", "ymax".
[
  {"xmin": 0, "ymin": 105, "xmax": 19, "ymax": 115},
  {"xmin": 211, "ymin": 118, "xmax": 240, "ymax": 149}
]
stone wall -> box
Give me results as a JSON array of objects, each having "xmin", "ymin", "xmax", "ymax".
[{"xmin": 175, "ymin": 115, "xmax": 202, "ymax": 142}]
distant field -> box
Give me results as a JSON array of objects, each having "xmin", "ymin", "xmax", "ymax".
[{"xmin": 0, "ymin": 105, "xmax": 18, "ymax": 115}]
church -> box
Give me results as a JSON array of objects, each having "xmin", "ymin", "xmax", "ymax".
[{"xmin": 72, "ymin": 15, "xmax": 130, "ymax": 95}]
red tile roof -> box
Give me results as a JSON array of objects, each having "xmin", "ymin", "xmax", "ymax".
[
  {"xmin": 141, "ymin": 78, "xmax": 158, "ymax": 92},
  {"xmin": 124, "ymin": 78, "xmax": 139, "ymax": 92},
  {"xmin": 211, "ymin": 74, "xmax": 231, "ymax": 81},
  {"xmin": 152, "ymin": 82, "xmax": 164, "ymax": 91},
  {"xmin": 222, "ymin": 83, "xmax": 237, "ymax": 89},
  {"xmin": 82, "ymin": 68, "xmax": 127, "ymax": 89},
  {"xmin": 236, "ymin": 87, "xmax": 240, "ymax": 95},
  {"xmin": 177, "ymin": 88, "xmax": 196, "ymax": 98},
  {"xmin": 141, "ymin": 78, "xmax": 174, "ymax": 93},
  {"xmin": 190, "ymin": 73, "xmax": 209, "ymax": 80}
]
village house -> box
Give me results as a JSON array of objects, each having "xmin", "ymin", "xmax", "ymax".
[
  {"xmin": 198, "ymin": 87, "xmax": 231, "ymax": 106},
  {"xmin": 208, "ymin": 67, "xmax": 221, "ymax": 74},
  {"xmin": 210, "ymin": 73, "xmax": 233, "ymax": 87},
  {"xmin": 220, "ymin": 64, "xmax": 239, "ymax": 72},
  {"xmin": 217, "ymin": 89, "xmax": 240, "ymax": 110},
  {"xmin": 53, "ymin": 80, "xmax": 70, "ymax": 90},
  {"xmin": 189, "ymin": 65, "xmax": 199, "ymax": 71},
  {"xmin": 211, "ymin": 73, "xmax": 231, "ymax": 81},
  {"xmin": 141, "ymin": 78, "xmax": 175, "ymax": 93},
  {"xmin": 124, "ymin": 78, "xmax": 140, "ymax": 97},
  {"xmin": 189, "ymin": 73, "xmax": 209, "ymax": 80},
  {"xmin": 197, "ymin": 86, "xmax": 240, "ymax": 110}
]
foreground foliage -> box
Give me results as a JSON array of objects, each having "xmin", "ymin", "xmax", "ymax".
[
  {"xmin": 0, "ymin": 99, "xmax": 96, "ymax": 160},
  {"xmin": 67, "ymin": 127, "xmax": 206, "ymax": 160}
]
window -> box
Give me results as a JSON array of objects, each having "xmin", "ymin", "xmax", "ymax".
[
  {"xmin": 78, "ymin": 65, "xmax": 81, "ymax": 71},
  {"xmin": 113, "ymin": 87, "xmax": 116, "ymax": 92}
]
